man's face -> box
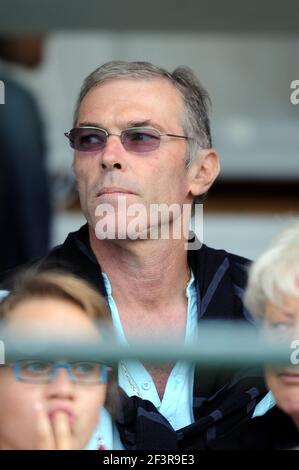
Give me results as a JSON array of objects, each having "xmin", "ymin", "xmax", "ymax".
[{"xmin": 73, "ymin": 78, "xmax": 197, "ymax": 240}]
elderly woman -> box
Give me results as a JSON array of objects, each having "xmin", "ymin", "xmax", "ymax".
[
  {"xmin": 0, "ymin": 270, "xmax": 119, "ymax": 450},
  {"xmin": 210, "ymin": 222, "xmax": 299, "ymax": 449}
]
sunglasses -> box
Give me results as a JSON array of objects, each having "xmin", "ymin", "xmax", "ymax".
[{"xmin": 64, "ymin": 126, "xmax": 192, "ymax": 153}]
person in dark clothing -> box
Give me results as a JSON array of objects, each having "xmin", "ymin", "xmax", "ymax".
[
  {"xmin": 1, "ymin": 61, "xmax": 268, "ymax": 449},
  {"xmin": 209, "ymin": 223, "xmax": 299, "ymax": 449},
  {"xmin": 0, "ymin": 36, "xmax": 51, "ymax": 273},
  {"xmin": 35, "ymin": 223, "xmax": 268, "ymax": 449},
  {"xmin": 209, "ymin": 406, "xmax": 298, "ymax": 450}
]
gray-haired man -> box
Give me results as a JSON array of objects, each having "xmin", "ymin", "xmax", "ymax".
[{"xmin": 13, "ymin": 61, "xmax": 272, "ymax": 449}]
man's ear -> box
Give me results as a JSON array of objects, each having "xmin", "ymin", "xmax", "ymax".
[{"xmin": 188, "ymin": 148, "xmax": 220, "ymax": 197}]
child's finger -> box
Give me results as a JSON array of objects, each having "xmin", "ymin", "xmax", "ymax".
[
  {"xmin": 52, "ymin": 411, "xmax": 72, "ymax": 450},
  {"xmin": 34, "ymin": 402, "xmax": 56, "ymax": 450}
]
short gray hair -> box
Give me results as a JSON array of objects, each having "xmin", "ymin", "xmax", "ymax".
[
  {"xmin": 245, "ymin": 222, "xmax": 299, "ymax": 318},
  {"xmin": 73, "ymin": 60, "xmax": 212, "ymax": 167}
]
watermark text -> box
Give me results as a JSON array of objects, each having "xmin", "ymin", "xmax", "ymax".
[
  {"xmin": 290, "ymin": 80, "xmax": 299, "ymax": 105},
  {"xmin": 0, "ymin": 80, "xmax": 5, "ymax": 105},
  {"xmin": 290, "ymin": 339, "xmax": 299, "ymax": 365},
  {"xmin": 0, "ymin": 340, "xmax": 5, "ymax": 364},
  {"xmin": 94, "ymin": 198, "xmax": 203, "ymax": 250}
]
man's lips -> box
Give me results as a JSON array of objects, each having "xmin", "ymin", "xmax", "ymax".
[{"xmin": 96, "ymin": 187, "xmax": 136, "ymax": 197}]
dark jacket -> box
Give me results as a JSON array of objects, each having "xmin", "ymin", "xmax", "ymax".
[
  {"xmin": 208, "ymin": 406, "xmax": 299, "ymax": 450},
  {"xmin": 0, "ymin": 75, "xmax": 51, "ymax": 272},
  {"xmin": 4, "ymin": 223, "xmax": 267, "ymax": 449}
]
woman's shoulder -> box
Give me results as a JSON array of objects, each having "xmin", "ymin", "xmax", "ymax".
[{"xmin": 208, "ymin": 407, "xmax": 299, "ymax": 450}]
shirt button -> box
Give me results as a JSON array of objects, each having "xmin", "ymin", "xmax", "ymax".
[{"xmin": 142, "ymin": 382, "xmax": 151, "ymax": 391}]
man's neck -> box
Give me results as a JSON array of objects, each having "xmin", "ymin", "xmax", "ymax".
[{"xmin": 89, "ymin": 227, "xmax": 190, "ymax": 312}]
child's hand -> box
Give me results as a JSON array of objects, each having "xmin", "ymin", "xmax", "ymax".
[{"xmin": 34, "ymin": 402, "xmax": 72, "ymax": 450}]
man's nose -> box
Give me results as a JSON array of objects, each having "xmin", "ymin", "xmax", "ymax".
[{"xmin": 100, "ymin": 135, "xmax": 127, "ymax": 171}]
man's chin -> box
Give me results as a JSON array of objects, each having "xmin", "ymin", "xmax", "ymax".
[{"xmin": 94, "ymin": 228, "xmax": 148, "ymax": 241}]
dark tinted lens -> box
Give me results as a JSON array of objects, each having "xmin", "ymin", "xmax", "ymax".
[
  {"xmin": 70, "ymin": 128, "xmax": 107, "ymax": 151},
  {"xmin": 122, "ymin": 129, "xmax": 160, "ymax": 152}
]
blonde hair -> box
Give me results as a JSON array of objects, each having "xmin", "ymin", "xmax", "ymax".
[{"xmin": 245, "ymin": 221, "xmax": 299, "ymax": 318}]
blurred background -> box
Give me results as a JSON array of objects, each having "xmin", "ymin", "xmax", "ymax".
[{"xmin": 0, "ymin": 0, "xmax": 298, "ymax": 270}]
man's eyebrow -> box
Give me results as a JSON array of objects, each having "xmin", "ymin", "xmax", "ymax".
[
  {"xmin": 126, "ymin": 120, "xmax": 164, "ymax": 131},
  {"xmin": 77, "ymin": 121, "xmax": 102, "ymax": 128},
  {"xmin": 77, "ymin": 120, "xmax": 165, "ymax": 131}
]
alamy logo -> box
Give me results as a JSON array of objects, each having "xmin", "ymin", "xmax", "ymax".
[
  {"xmin": 290, "ymin": 339, "xmax": 299, "ymax": 365},
  {"xmin": 0, "ymin": 80, "xmax": 5, "ymax": 104},
  {"xmin": 0, "ymin": 340, "xmax": 5, "ymax": 364},
  {"xmin": 94, "ymin": 198, "xmax": 203, "ymax": 250},
  {"xmin": 290, "ymin": 80, "xmax": 299, "ymax": 105}
]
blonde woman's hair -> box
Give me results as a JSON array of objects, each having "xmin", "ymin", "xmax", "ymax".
[{"xmin": 245, "ymin": 221, "xmax": 299, "ymax": 318}]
